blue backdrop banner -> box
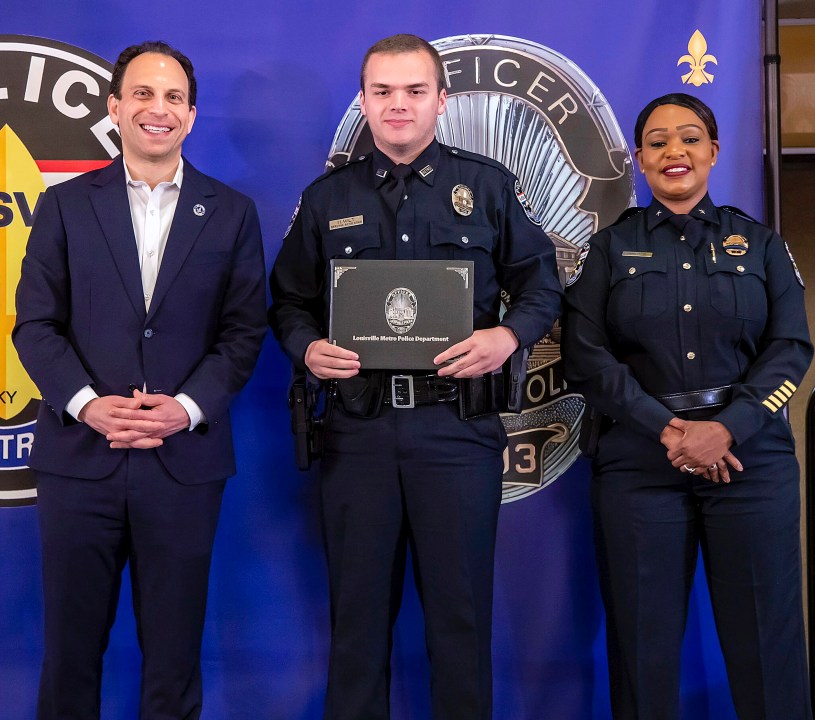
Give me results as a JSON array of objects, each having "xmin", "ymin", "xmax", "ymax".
[{"xmin": 1, "ymin": 1, "xmax": 763, "ymax": 718}]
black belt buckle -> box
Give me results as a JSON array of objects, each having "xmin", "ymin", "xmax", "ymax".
[{"xmin": 391, "ymin": 375, "xmax": 415, "ymax": 408}]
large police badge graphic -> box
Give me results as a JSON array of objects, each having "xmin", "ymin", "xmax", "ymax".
[
  {"xmin": 385, "ymin": 288, "xmax": 418, "ymax": 334},
  {"xmin": 0, "ymin": 36, "xmax": 120, "ymax": 506},
  {"xmin": 329, "ymin": 35, "xmax": 634, "ymax": 502}
]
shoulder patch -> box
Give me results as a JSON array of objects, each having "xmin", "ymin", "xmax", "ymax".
[
  {"xmin": 566, "ymin": 243, "xmax": 591, "ymax": 287},
  {"xmin": 613, "ymin": 207, "xmax": 645, "ymax": 225},
  {"xmin": 721, "ymin": 205, "xmax": 759, "ymax": 224},
  {"xmin": 514, "ymin": 179, "xmax": 542, "ymax": 226},
  {"xmin": 784, "ymin": 240, "xmax": 805, "ymax": 287},
  {"xmin": 283, "ymin": 195, "xmax": 302, "ymax": 239}
]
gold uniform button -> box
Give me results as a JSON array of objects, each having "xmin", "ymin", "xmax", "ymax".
[
  {"xmin": 680, "ymin": 235, "xmax": 686, "ymax": 242},
  {"xmin": 628, "ymin": 267, "xmax": 636, "ymax": 275},
  {"xmin": 683, "ymin": 304, "xmax": 692, "ymax": 312},
  {"xmin": 687, "ymin": 351, "xmax": 696, "ymax": 360},
  {"xmin": 682, "ymin": 263, "xmax": 691, "ymax": 270},
  {"xmin": 737, "ymin": 265, "xmax": 745, "ymax": 272}
]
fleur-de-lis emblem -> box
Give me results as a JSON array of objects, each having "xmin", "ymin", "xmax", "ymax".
[{"xmin": 678, "ymin": 30, "xmax": 717, "ymax": 86}]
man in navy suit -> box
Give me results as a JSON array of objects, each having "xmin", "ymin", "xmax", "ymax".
[{"xmin": 13, "ymin": 41, "xmax": 266, "ymax": 719}]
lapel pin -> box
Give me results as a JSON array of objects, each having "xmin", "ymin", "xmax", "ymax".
[{"xmin": 193, "ymin": 204, "xmax": 206, "ymax": 217}]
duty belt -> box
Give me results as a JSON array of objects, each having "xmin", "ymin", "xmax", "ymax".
[
  {"xmin": 655, "ymin": 385, "xmax": 732, "ymax": 413},
  {"xmin": 384, "ymin": 373, "xmax": 459, "ymax": 408}
]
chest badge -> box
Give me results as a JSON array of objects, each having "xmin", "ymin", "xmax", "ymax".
[
  {"xmin": 452, "ymin": 184, "xmax": 474, "ymax": 216},
  {"xmin": 722, "ymin": 234, "xmax": 748, "ymax": 256}
]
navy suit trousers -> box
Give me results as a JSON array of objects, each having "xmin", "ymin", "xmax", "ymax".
[{"xmin": 36, "ymin": 450, "xmax": 225, "ymax": 720}]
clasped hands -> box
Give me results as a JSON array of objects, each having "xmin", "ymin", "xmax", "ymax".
[
  {"xmin": 304, "ymin": 327, "xmax": 519, "ymax": 380},
  {"xmin": 78, "ymin": 389, "xmax": 191, "ymax": 449},
  {"xmin": 661, "ymin": 417, "xmax": 743, "ymax": 483}
]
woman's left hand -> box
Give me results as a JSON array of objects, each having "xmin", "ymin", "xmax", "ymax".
[{"xmin": 664, "ymin": 417, "xmax": 743, "ymax": 483}]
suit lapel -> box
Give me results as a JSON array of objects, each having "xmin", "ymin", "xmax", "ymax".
[
  {"xmin": 147, "ymin": 160, "xmax": 217, "ymax": 320},
  {"xmin": 89, "ymin": 159, "xmax": 146, "ymax": 320}
]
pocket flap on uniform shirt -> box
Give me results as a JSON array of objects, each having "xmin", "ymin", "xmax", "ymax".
[
  {"xmin": 429, "ymin": 224, "xmax": 493, "ymax": 251},
  {"xmin": 704, "ymin": 252, "xmax": 766, "ymax": 281},
  {"xmin": 323, "ymin": 224, "xmax": 382, "ymax": 258},
  {"xmin": 610, "ymin": 252, "xmax": 667, "ymax": 286}
]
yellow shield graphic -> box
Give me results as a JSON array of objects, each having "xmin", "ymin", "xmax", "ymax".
[{"xmin": 1, "ymin": 124, "xmax": 44, "ymax": 422}]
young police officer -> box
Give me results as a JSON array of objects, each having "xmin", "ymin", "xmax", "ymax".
[{"xmin": 269, "ymin": 34, "xmax": 561, "ymax": 720}]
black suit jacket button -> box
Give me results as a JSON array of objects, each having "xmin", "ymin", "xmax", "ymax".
[{"xmin": 144, "ymin": 328, "xmax": 154, "ymax": 338}]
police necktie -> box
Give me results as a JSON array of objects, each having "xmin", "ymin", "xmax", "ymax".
[
  {"xmin": 668, "ymin": 213, "xmax": 703, "ymax": 249},
  {"xmin": 382, "ymin": 163, "xmax": 412, "ymax": 216}
]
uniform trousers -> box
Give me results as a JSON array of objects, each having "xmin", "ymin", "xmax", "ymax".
[
  {"xmin": 36, "ymin": 450, "xmax": 225, "ymax": 720},
  {"xmin": 592, "ymin": 417, "xmax": 811, "ymax": 720},
  {"xmin": 320, "ymin": 401, "xmax": 506, "ymax": 720}
]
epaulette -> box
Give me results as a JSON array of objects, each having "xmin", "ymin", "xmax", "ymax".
[
  {"xmin": 308, "ymin": 153, "xmax": 370, "ymax": 187},
  {"xmin": 721, "ymin": 205, "xmax": 760, "ymax": 224},
  {"xmin": 612, "ymin": 207, "xmax": 645, "ymax": 225},
  {"xmin": 441, "ymin": 144, "xmax": 511, "ymax": 174}
]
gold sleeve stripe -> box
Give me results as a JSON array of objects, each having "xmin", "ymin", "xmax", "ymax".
[
  {"xmin": 773, "ymin": 390, "xmax": 790, "ymax": 405},
  {"xmin": 777, "ymin": 385, "xmax": 793, "ymax": 399},
  {"xmin": 783, "ymin": 380, "xmax": 797, "ymax": 394},
  {"xmin": 763, "ymin": 397, "xmax": 782, "ymax": 412}
]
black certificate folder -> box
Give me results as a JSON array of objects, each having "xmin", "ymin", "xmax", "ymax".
[{"xmin": 329, "ymin": 259, "xmax": 474, "ymax": 369}]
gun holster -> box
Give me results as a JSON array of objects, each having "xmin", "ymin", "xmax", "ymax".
[
  {"xmin": 289, "ymin": 375, "xmax": 329, "ymax": 470},
  {"xmin": 336, "ymin": 372, "xmax": 385, "ymax": 418},
  {"xmin": 504, "ymin": 344, "xmax": 529, "ymax": 414},
  {"xmin": 578, "ymin": 404, "xmax": 610, "ymax": 459},
  {"xmin": 458, "ymin": 344, "xmax": 529, "ymax": 419}
]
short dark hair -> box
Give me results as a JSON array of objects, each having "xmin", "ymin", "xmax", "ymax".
[
  {"xmin": 360, "ymin": 34, "xmax": 445, "ymax": 93},
  {"xmin": 634, "ymin": 93, "xmax": 717, "ymax": 148},
  {"xmin": 110, "ymin": 41, "xmax": 197, "ymax": 107}
]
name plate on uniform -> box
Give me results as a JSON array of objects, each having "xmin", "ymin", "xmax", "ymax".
[{"xmin": 329, "ymin": 259, "xmax": 474, "ymax": 369}]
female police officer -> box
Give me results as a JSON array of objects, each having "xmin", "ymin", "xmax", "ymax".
[{"xmin": 563, "ymin": 93, "xmax": 813, "ymax": 719}]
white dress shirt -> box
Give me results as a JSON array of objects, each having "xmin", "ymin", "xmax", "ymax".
[{"xmin": 65, "ymin": 159, "xmax": 204, "ymax": 430}]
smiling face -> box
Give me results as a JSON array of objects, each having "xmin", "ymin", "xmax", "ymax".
[
  {"xmin": 359, "ymin": 49, "xmax": 446, "ymax": 164},
  {"xmin": 635, "ymin": 103, "xmax": 719, "ymax": 213},
  {"xmin": 107, "ymin": 52, "xmax": 196, "ymax": 183}
]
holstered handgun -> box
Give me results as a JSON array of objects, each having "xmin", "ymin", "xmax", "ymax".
[{"xmin": 289, "ymin": 374, "xmax": 328, "ymax": 470}]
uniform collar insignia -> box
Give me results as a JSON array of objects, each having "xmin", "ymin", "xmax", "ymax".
[{"xmin": 689, "ymin": 194, "xmax": 720, "ymax": 225}]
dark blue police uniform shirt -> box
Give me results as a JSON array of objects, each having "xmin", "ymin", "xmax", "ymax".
[
  {"xmin": 270, "ymin": 140, "xmax": 562, "ymax": 369},
  {"xmin": 563, "ymin": 194, "xmax": 812, "ymax": 445}
]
